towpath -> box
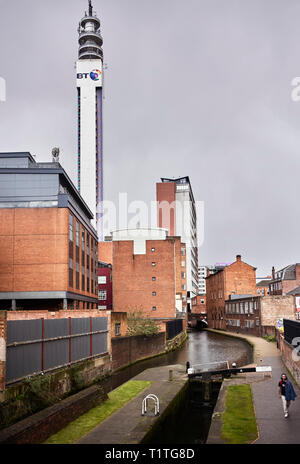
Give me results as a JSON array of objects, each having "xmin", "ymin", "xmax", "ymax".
[{"xmin": 207, "ymin": 329, "xmax": 300, "ymax": 444}]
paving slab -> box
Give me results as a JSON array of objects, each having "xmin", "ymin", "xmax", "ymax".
[{"xmin": 77, "ymin": 364, "xmax": 188, "ymax": 444}]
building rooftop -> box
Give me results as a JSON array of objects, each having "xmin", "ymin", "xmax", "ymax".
[{"xmin": 0, "ymin": 152, "xmax": 97, "ymax": 236}]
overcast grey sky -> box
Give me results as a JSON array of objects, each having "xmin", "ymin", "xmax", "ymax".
[{"xmin": 1, "ymin": 0, "xmax": 300, "ymax": 277}]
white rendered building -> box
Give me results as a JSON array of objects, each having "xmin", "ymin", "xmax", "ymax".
[{"xmin": 77, "ymin": 1, "xmax": 104, "ymax": 239}]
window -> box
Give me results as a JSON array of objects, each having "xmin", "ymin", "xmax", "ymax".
[
  {"xmin": 152, "ymin": 276, "xmax": 156, "ymax": 281},
  {"xmin": 152, "ymin": 291, "xmax": 156, "ymax": 296},
  {"xmin": 115, "ymin": 323, "xmax": 121, "ymax": 336},
  {"xmin": 201, "ymin": 299, "xmax": 204, "ymax": 304},
  {"xmin": 182, "ymin": 284, "xmax": 186, "ymax": 291},
  {"xmin": 69, "ymin": 214, "xmax": 73, "ymax": 241},
  {"xmin": 98, "ymin": 290, "xmax": 107, "ymax": 300},
  {"xmin": 98, "ymin": 276, "xmax": 107, "ymax": 284},
  {"xmin": 245, "ymin": 302, "xmax": 249, "ymax": 314},
  {"xmin": 98, "ymin": 305, "xmax": 107, "ymax": 310},
  {"xmin": 249, "ymin": 301, "xmax": 254, "ymax": 314},
  {"xmin": 181, "ymin": 261, "xmax": 185, "ymax": 267},
  {"xmin": 151, "ymin": 248, "xmax": 155, "ymax": 252},
  {"xmin": 69, "ymin": 258, "xmax": 73, "ymax": 287},
  {"xmin": 181, "ymin": 248, "xmax": 185, "ymax": 256},
  {"xmin": 152, "ymin": 306, "xmax": 157, "ymax": 311},
  {"xmin": 182, "ymin": 272, "xmax": 186, "ymax": 279},
  {"xmin": 152, "ymin": 262, "xmax": 156, "ymax": 267}
]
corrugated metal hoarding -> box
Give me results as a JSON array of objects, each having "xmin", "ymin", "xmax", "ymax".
[{"xmin": 6, "ymin": 317, "xmax": 108, "ymax": 384}]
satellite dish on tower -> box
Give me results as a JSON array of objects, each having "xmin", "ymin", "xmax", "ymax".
[{"xmin": 52, "ymin": 147, "xmax": 60, "ymax": 163}]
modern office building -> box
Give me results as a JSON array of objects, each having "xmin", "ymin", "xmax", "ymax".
[
  {"xmin": 156, "ymin": 176, "xmax": 198, "ymax": 311},
  {"xmin": 77, "ymin": 0, "xmax": 104, "ymax": 239},
  {"xmin": 0, "ymin": 152, "xmax": 98, "ymax": 310}
]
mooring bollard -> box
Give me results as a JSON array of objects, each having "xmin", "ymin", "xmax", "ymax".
[{"xmin": 169, "ymin": 369, "xmax": 173, "ymax": 381}]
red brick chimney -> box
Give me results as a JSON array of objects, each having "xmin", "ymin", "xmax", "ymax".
[{"xmin": 272, "ymin": 266, "xmax": 275, "ymax": 279}]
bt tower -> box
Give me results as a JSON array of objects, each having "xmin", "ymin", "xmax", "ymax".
[{"xmin": 76, "ymin": 1, "xmax": 104, "ymax": 239}]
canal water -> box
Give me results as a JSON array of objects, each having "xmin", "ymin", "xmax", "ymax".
[{"xmin": 101, "ymin": 329, "xmax": 253, "ymax": 395}]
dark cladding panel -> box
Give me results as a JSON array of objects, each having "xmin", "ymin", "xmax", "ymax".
[
  {"xmin": 0, "ymin": 173, "xmax": 59, "ymax": 198},
  {"xmin": 92, "ymin": 317, "xmax": 107, "ymax": 332},
  {"xmin": 44, "ymin": 319, "xmax": 69, "ymax": 339},
  {"xmin": 7, "ymin": 319, "xmax": 41, "ymax": 344},
  {"xmin": 6, "ymin": 343, "xmax": 42, "ymax": 383},
  {"xmin": 92, "ymin": 332, "xmax": 107, "ymax": 356},
  {"xmin": 44, "ymin": 339, "xmax": 69, "ymax": 371}
]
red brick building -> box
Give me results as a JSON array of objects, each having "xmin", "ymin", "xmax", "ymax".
[
  {"xmin": 256, "ymin": 280, "xmax": 271, "ymax": 296},
  {"xmin": 191, "ymin": 295, "xmax": 207, "ymax": 314},
  {"xmin": 225, "ymin": 294, "xmax": 296, "ymax": 336},
  {"xmin": 98, "ymin": 261, "xmax": 113, "ymax": 310},
  {"xmin": 0, "ymin": 152, "xmax": 98, "ymax": 311},
  {"xmin": 269, "ymin": 264, "xmax": 300, "ymax": 296},
  {"xmin": 206, "ymin": 254, "xmax": 257, "ymax": 330},
  {"xmin": 111, "ymin": 228, "xmax": 187, "ymax": 325}
]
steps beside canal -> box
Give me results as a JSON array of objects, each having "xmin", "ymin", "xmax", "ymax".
[{"xmin": 77, "ymin": 364, "xmax": 188, "ymax": 444}]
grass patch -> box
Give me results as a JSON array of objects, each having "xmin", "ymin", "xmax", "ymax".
[
  {"xmin": 263, "ymin": 335, "xmax": 276, "ymax": 343},
  {"xmin": 44, "ymin": 380, "xmax": 151, "ymax": 444},
  {"xmin": 221, "ymin": 384, "xmax": 258, "ymax": 444}
]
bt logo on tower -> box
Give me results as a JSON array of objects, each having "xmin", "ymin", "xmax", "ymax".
[{"xmin": 77, "ymin": 69, "xmax": 101, "ymax": 81}]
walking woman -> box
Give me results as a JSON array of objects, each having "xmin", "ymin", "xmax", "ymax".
[{"xmin": 278, "ymin": 373, "xmax": 297, "ymax": 418}]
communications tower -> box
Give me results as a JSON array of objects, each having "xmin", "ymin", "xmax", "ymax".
[{"xmin": 77, "ymin": 0, "xmax": 103, "ymax": 239}]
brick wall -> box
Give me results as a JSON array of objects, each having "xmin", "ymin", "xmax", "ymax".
[
  {"xmin": 260, "ymin": 296, "xmax": 295, "ymax": 327},
  {"xmin": 112, "ymin": 239, "xmax": 177, "ymax": 318},
  {"xmin": 111, "ymin": 312, "xmax": 127, "ymax": 337},
  {"xmin": 206, "ymin": 255, "xmax": 256, "ymax": 330},
  {"xmin": 0, "ymin": 208, "xmax": 98, "ymax": 306},
  {"xmin": 0, "ymin": 384, "xmax": 107, "ymax": 444},
  {"xmin": 98, "ymin": 241, "xmax": 112, "ymax": 264},
  {"xmin": 277, "ymin": 331, "xmax": 300, "ymax": 387},
  {"xmin": 111, "ymin": 333, "xmax": 166, "ymax": 371},
  {"xmin": 156, "ymin": 181, "xmax": 176, "ymax": 236}
]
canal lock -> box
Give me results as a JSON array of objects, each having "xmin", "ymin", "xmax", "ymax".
[{"xmin": 142, "ymin": 378, "xmax": 222, "ymax": 445}]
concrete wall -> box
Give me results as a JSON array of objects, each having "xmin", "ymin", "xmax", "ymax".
[{"xmin": 111, "ymin": 333, "xmax": 166, "ymax": 371}]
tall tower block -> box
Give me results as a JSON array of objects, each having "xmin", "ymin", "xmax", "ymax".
[{"xmin": 77, "ymin": 1, "xmax": 103, "ymax": 239}]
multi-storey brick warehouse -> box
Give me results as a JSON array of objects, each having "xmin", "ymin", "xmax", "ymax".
[
  {"xmin": 0, "ymin": 152, "xmax": 98, "ymax": 310},
  {"xmin": 206, "ymin": 254, "xmax": 257, "ymax": 330},
  {"xmin": 111, "ymin": 228, "xmax": 187, "ymax": 321}
]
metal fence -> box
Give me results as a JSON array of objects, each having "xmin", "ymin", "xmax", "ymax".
[
  {"xmin": 283, "ymin": 318, "xmax": 300, "ymax": 345},
  {"xmin": 6, "ymin": 317, "xmax": 108, "ymax": 385},
  {"xmin": 166, "ymin": 319, "xmax": 183, "ymax": 340}
]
